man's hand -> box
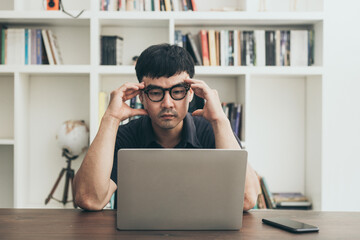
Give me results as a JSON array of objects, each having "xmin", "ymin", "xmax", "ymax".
[
  {"xmin": 104, "ymin": 82, "xmax": 148, "ymax": 122},
  {"xmin": 184, "ymin": 78, "xmax": 227, "ymax": 123}
]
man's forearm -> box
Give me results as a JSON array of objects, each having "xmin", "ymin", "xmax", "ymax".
[
  {"xmin": 211, "ymin": 117, "xmax": 260, "ymax": 210},
  {"xmin": 211, "ymin": 117, "xmax": 241, "ymax": 149},
  {"xmin": 73, "ymin": 115, "xmax": 119, "ymax": 210}
]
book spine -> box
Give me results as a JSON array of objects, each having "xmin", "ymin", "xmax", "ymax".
[
  {"xmin": 208, "ymin": 30, "xmax": 217, "ymax": 66},
  {"xmin": 25, "ymin": 29, "xmax": 29, "ymax": 65},
  {"xmin": 46, "ymin": 30, "xmax": 57, "ymax": 64},
  {"xmin": 174, "ymin": 30, "xmax": 183, "ymax": 47},
  {"xmin": 0, "ymin": 25, "xmax": 2, "ymax": 64},
  {"xmin": 220, "ymin": 30, "xmax": 226, "ymax": 66},
  {"xmin": 1, "ymin": 27, "xmax": 5, "ymax": 64},
  {"xmin": 215, "ymin": 31, "xmax": 220, "ymax": 66},
  {"xmin": 164, "ymin": 0, "xmax": 171, "ymax": 11},
  {"xmin": 41, "ymin": 29, "xmax": 54, "ymax": 65},
  {"xmin": 181, "ymin": 0, "xmax": 188, "ymax": 11},
  {"xmin": 199, "ymin": 30, "xmax": 209, "ymax": 66},
  {"xmin": 36, "ymin": 29, "xmax": 42, "ymax": 64},
  {"xmin": 187, "ymin": 32, "xmax": 203, "ymax": 65},
  {"xmin": 190, "ymin": 0, "xmax": 197, "ymax": 11}
]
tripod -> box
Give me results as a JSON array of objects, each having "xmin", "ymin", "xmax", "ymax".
[{"xmin": 45, "ymin": 149, "xmax": 78, "ymax": 208}]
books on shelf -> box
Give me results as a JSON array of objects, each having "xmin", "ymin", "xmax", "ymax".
[
  {"xmin": 222, "ymin": 102, "xmax": 242, "ymax": 141},
  {"xmin": 0, "ymin": 26, "xmax": 63, "ymax": 65},
  {"xmin": 254, "ymin": 175, "xmax": 312, "ymax": 210},
  {"xmin": 273, "ymin": 192, "xmax": 312, "ymax": 210},
  {"xmin": 100, "ymin": 0, "xmax": 197, "ymax": 11},
  {"xmin": 174, "ymin": 29, "xmax": 315, "ymax": 67},
  {"xmin": 101, "ymin": 35, "xmax": 124, "ymax": 65}
]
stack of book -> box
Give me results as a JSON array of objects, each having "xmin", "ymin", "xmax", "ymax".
[
  {"xmin": 101, "ymin": 35, "xmax": 124, "ymax": 65},
  {"xmin": 0, "ymin": 26, "xmax": 63, "ymax": 65},
  {"xmin": 255, "ymin": 175, "xmax": 312, "ymax": 210},
  {"xmin": 174, "ymin": 29, "xmax": 314, "ymax": 67},
  {"xmin": 100, "ymin": 0, "xmax": 197, "ymax": 11},
  {"xmin": 272, "ymin": 192, "xmax": 312, "ymax": 210},
  {"xmin": 222, "ymin": 102, "xmax": 242, "ymax": 141}
]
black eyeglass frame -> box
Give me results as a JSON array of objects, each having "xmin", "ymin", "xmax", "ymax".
[{"xmin": 143, "ymin": 83, "xmax": 191, "ymax": 102}]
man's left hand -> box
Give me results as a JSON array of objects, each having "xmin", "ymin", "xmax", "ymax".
[{"xmin": 184, "ymin": 78, "xmax": 227, "ymax": 124}]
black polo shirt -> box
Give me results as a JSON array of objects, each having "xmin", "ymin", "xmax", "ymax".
[{"xmin": 110, "ymin": 112, "xmax": 241, "ymax": 208}]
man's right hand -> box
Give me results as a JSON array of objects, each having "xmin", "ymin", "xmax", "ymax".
[{"xmin": 104, "ymin": 82, "xmax": 148, "ymax": 122}]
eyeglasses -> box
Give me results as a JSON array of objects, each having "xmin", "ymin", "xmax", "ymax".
[{"xmin": 143, "ymin": 83, "xmax": 190, "ymax": 102}]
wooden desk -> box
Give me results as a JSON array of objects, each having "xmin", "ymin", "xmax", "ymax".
[{"xmin": 0, "ymin": 209, "xmax": 359, "ymax": 239}]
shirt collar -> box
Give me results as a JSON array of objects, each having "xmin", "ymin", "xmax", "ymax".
[{"xmin": 142, "ymin": 113, "xmax": 201, "ymax": 148}]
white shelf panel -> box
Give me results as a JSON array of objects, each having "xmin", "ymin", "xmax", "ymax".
[
  {"xmin": 196, "ymin": 66, "xmax": 323, "ymax": 76},
  {"xmin": 0, "ymin": 10, "xmax": 91, "ymax": 26},
  {"xmin": 97, "ymin": 66, "xmax": 323, "ymax": 76},
  {"xmin": 98, "ymin": 65, "xmax": 136, "ymax": 75},
  {"xmin": 0, "ymin": 139, "xmax": 15, "ymax": 145},
  {"xmin": 0, "ymin": 65, "xmax": 91, "ymax": 74},
  {"xmin": 99, "ymin": 11, "xmax": 323, "ymax": 26}
]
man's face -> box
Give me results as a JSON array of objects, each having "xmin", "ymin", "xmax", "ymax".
[{"xmin": 139, "ymin": 72, "xmax": 193, "ymax": 131}]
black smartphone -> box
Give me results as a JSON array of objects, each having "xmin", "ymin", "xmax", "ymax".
[{"xmin": 262, "ymin": 217, "xmax": 319, "ymax": 233}]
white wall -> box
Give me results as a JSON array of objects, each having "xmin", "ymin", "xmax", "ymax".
[{"xmin": 323, "ymin": 0, "xmax": 360, "ymax": 211}]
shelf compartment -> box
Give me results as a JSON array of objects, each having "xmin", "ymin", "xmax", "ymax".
[
  {"xmin": 0, "ymin": 145, "xmax": 14, "ymax": 208},
  {"xmin": 0, "ymin": 74, "xmax": 14, "ymax": 139},
  {"xmin": 100, "ymin": 26, "xmax": 169, "ymax": 65},
  {"xmin": 15, "ymin": 73, "xmax": 90, "ymax": 208},
  {"xmin": 0, "ymin": 139, "xmax": 15, "ymax": 145},
  {"xmin": 97, "ymin": 65, "xmax": 323, "ymax": 76},
  {"xmin": 0, "ymin": 11, "xmax": 91, "ymax": 26},
  {"xmin": 0, "ymin": 65, "xmax": 91, "ymax": 74}
]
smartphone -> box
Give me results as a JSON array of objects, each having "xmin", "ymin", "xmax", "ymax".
[{"xmin": 262, "ymin": 217, "xmax": 319, "ymax": 233}]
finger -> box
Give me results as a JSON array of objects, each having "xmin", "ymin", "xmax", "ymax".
[
  {"xmin": 123, "ymin": 89, "xmax": 142, "ymax": 101},
  {"xmin": 184, "ymin": 78, "xmax": 205, "ymax": 85},
  {"xmin": 192, "ymin": 109, "xmax": 204, "ymax": 117},
  {"xmin": 119, "ymin": 82, "xmax": 145, "ymax": 92},
  {"xmin": 129, "ymin": 108, "xmax": 148, "ymax": 117},
  {"xmin": 189, "ymin": 83, "xmax": 211, "ymax": 98}
]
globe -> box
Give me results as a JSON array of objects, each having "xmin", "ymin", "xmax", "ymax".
[{"xmin": 56, "ymin": 120, "xmax": 89, "ymax": 158}]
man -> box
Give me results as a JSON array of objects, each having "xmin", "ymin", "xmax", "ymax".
[{"xmin": 74, "ymin": 44, "xmax": 260, "ymax": 211}]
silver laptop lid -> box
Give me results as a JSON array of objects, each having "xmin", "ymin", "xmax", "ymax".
[{"xmin": 117, "ymin": 149, "xmax": 247, "ymax": 230}]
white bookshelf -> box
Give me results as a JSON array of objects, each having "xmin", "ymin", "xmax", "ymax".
[{"xmin": 0, "ymin": 0, "xmax": 323, "ymax": 209}]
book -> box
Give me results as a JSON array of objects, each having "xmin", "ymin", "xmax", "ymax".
[
  {"xmin": 174, "ymin": 30, "xmax": 183, "ymax": 47},
  {"xmin": 47, "ymin": 30, "xmax": 63, "ymax": 65},
  {"xmin": 199, "ymin": 30, "xmax": 209, "ymax": 66},
  {"xmin": 190, "ymin": 0, "xmax": 197, "ymax": 11},
  {"xmin": 290, "ymin": 30, "xmax": 308, "ymax": 66},
  {"xmin": 164, "ymin": 0, "xmax": 171, "ymax": 11},
  {"xmin": 215, "ymin": 31, "xmax": 220, "ymax": 66},
  {"xmin": 42, "ymin": 29, "xmax": 55, "ymax": 65},
  {"xmin": 260, "ymin": 177, "xmax": 276, "ymax": 209},
  {"xmin": 31, "ymin": 29, "xmax": 37, "ymax": 65},
  {"xmin": 254, "ymin": 30, "xmax": 265, "ymax": 66},
  {"xmin": 35, "ymin": 29, "xmax": 42, "ymax": 64},
  {"xmin": 186, "ymin": 32, "xmax": 202, "ymax": 65},
  {"xmin": 265, "ymin": 31, "xmax": 276, "ymax": 66},
  {"xmin": 0, "ymin": 25, "xmax": 6, "ymax": 64},
  {"xmin": 308, "ymin": 29, "xmax": 315, "ymax": 66},
  {"xmin": 101, "ymin": 35, "xmax": 124, "ymax": 65},
  {"xmin": 208, "ymin": 30, "xmax": 216, "ymax": 66},
  {"xmin": 273, "ymin": 192, "xmax": 312, "ymax": 210},
  {"xmin": 181, "ymin": 0, "xmax": 188, "ymax": 11}
]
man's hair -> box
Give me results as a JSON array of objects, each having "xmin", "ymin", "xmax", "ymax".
[{"xmin": 135, "ymin": 43, "xmax": 195, "ymax": 82}]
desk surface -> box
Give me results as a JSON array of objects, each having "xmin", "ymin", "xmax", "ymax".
[{"xmin": 0, "ymin": 209, "xmax": 359, "ymax": 239}]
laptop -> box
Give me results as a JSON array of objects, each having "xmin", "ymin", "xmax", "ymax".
[{"xmin": 116, "ymin": 149, "xmax": 248, "ymax": 230}]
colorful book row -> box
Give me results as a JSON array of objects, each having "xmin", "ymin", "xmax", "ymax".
[
  {"xmin": 0, "ymin": 26, "xmax": 63, "ymax": 65},
  {"xmin": 100, "ymin": 0, "xmax": 197, "ymax": 11},
  {"xmin": 175, "ymin": 29, "xmax": 315, "ymax": 67}
]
